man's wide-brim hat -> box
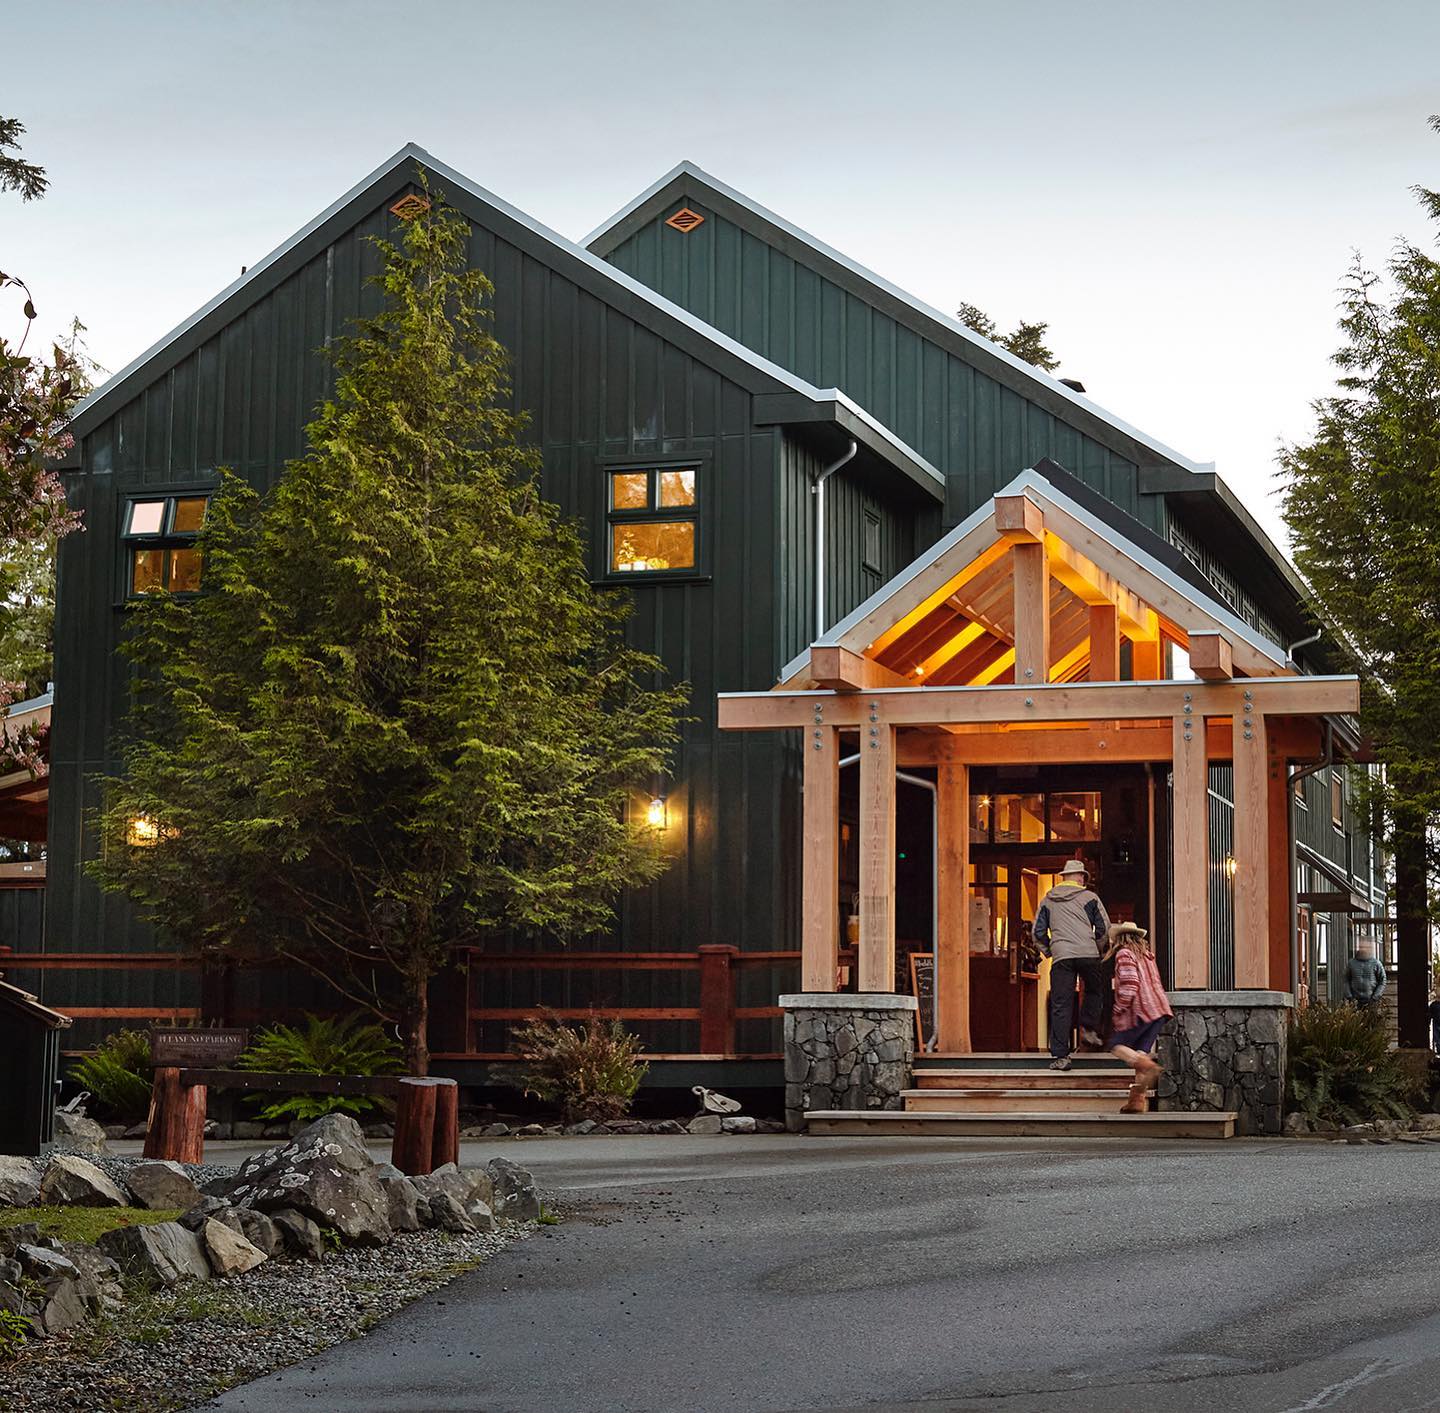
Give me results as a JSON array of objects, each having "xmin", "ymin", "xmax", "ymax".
[
  {"xmin": 1108, "ymin": 921, "xmax": 1149, "ymax": 942},
  {"xmin": 1059, "ymin": 860, "xmax": 1088, "ymax": 879}
]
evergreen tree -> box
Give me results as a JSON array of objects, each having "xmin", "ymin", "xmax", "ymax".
[
  {"xmin": 956, "ymin": 301, "xmax": 1060, "ymax": 373},
  {"xmin": 92, "ymin": 192, "xmax": 686, "ymax": 1072},
  {"xmin": 1278, "ymin": 116, "xmax": 1440, "ymax": 1045}
]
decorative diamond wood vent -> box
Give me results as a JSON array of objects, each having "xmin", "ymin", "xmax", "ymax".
[
  {"xmin": 389, "ymin": 192, "xmax": 432, "ymax": 221},
  {"xmin": 664, "ymin": 206, "xmax": 705, "ymax": 233}
]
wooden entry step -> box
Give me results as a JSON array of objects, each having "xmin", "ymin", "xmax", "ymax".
[
  {"xmin": 805, "ymin": 1109, "xmax": 1237, "ymax": 1139},
  {"xmin": 915, "ymin": 1052, "xmax": 1122, "ymax": 1070},
  {"xmin": 913, "ymin": 1069, "xmax": 1132, "ymax": 1091},
  {"xmin": 903, "ymin": 1088, "xmax": 1135, "ymax": 1114}
]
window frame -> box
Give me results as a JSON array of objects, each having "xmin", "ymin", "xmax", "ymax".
[
  {"xmin": 862, "ymin": 509, "xmax": 883, "ymax": 575},
  {"xmin": 1330, "ymin": 769, "xmax": 1345, "ymax": 832},
  {"xmin": 596, "ymin": 454, "xmax": 709, "ymax": 584},
  {"xmin": 118, "ymin": 486, "xmax": 213, "ymax": 603}
]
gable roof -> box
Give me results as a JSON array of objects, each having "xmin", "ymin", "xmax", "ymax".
[
  {"xmin": 781, "ymin": 465, "xmax": 1293, "ymax": 684},
  {"xmin": 65, "ymin": 146, "xmax": 944, "ymax": 502},
  {"xmin": 585, "ymin": 160, "xmax": 1213, "ymax": 478}
]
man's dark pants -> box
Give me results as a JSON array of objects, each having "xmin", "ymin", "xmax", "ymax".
[{"xmin": 1049, "ymin": 956, "xmax": 1103, "ymax": 1059}]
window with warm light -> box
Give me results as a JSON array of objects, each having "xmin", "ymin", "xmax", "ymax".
[
  {"xmin": 605, "ymin": 464, "xmax": 700, "ymax": 576},
  {"xmin": 122, "ymin": 494, "xmax": 210, "ymax": 597}
]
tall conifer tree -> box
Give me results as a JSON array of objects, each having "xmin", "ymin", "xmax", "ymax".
[
  {"xmin": 93, "ymin": 191, "xmax": 685, "ymax": 1071},
  {"xmin": 1278, "ymin": 117, "xmax": 1440, "ymax": 1045}
]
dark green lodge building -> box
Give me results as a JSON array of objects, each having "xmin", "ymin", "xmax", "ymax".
[{"xmin": 9, "ymin": 146, "xmax": 1387, "ymax": 1102}]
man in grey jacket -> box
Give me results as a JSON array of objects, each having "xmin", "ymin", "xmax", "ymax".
[
  {"xmin": 1344, "ymin": 940, "xmax": 1387, "ymax": 1009},
  {"xmin": 1034, "ymin": 859, "xmax": 1111, "ymax": 1071}
]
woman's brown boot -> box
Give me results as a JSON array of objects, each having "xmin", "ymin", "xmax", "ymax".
[{"xmin": 1120, "ymin": 1083, "xmax": 1148, "ymax": 1114}]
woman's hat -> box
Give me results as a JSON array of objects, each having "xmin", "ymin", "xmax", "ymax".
[{"xmin": 1059, "ymin": 860, "xmax": 1088, "ymax": 879}]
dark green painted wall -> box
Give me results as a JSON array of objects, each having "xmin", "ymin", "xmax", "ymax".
[{"xmin": 599, "ymin": 193, "xmax": 1163, "ymax": 534}]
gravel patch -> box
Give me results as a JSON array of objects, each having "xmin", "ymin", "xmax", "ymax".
[
  {"xmin": 0, "ymin": 1216, "xmax": 531, "ymax": 1411},
  {"xmin": 86, "ymin": 1151, "xmax": 241, "ymax": 1194}
]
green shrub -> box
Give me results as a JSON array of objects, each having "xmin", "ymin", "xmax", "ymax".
[
  {"xmin": 1287, "ymin": 1001, "xmax": 1420, "ymax": 1126},
  {"xmin": 70, "ymin": 1028, "xmax": 153, "ymax": 1122},
  {"xmin": 234, "ymin": 1013, "xmax": 403, "ymax": 1123},
  {"xmin": 0, "ymin": 1307, "xmax": 30, "ymax": 1361},
  {"xmin": 513, "ymin": 1010, "xmax": 647, "ymax": 1123}
]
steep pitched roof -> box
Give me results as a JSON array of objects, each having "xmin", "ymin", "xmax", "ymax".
[
  {"xmin": 585, "ymin": 160, "xmax": 1212, "ymax": 477},
  {"xmin": 66, "ymin": 146, "xmax": 943, "ymax": 502}
]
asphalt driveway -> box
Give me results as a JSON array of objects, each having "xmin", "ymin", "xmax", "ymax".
[{"xmin": 205, "ymin": 1133, "xmax": 1440, "ymax": 1412}]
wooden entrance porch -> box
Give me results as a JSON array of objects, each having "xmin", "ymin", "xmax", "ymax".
[{"xmin": 722, "ymin": 470, "xmax": 1359, "ymax": 1129}]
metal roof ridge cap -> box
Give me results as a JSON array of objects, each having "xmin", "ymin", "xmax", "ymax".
[
  {"xmin": 581, "ymin": 159, "xmax": 696, "ymax": 248},
  {"xmin": 590, "ymin": 160, "xmax": 1214, "ymax": 476}
]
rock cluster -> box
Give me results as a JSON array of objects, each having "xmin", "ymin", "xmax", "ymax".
[
  {"xmin": 1284, "ymin": 1112, "xmax": 1440, "ymax": 1144},
  {"xmin": 0, "ymin": 1114, "xmax": 541, "ymax": 1356},
  {"xmin": 1155, "ymin": 1000, "xmax": 1287, "ymax": 1136}
]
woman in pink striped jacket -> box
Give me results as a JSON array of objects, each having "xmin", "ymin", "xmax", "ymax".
[{"xmin": 1105, "ymin": 922, "xmax": 1174, "ymax": 1114}]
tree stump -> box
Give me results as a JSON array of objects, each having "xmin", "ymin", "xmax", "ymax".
[
  {"xmin": 143, "ymin": 1067, "xmax": 207, "ymax": 1164},
  {"xmin": 392, "ymin": 1076, "xmax": 457, "ymax": 1175}
]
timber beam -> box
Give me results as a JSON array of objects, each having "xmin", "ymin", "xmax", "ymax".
[
  {"xmin": 806, "ymin": 646, "xmax": 911, "ymax": 691},
  {"xmin": 896, "ymin": 720, "xmax": 1235, "ymax": 766},
  {"xmin": 718, "ymin": 677, "xmax": 1361, "ymax": 731},
  {"xmin": 1189, "ymin": 630, "xmax": 1235, "ymax": 681}
]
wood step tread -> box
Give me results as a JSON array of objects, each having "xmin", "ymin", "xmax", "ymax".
[
  {"xmin": 903, "ymin": 1087, "xmax": 1133, "ymax": 1098},
  {"xmin": 806, "ymin": 1110, "xmax": 1236, "ymax": 1139}
]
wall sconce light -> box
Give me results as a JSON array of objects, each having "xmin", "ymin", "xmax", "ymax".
[
  {"xmin": 126, "ymin": 814, "xmax": 160, "ymax": 847},
  {"xmin": 1223, "ymin": 854, "xmax": 1238, "ymax": 880},
  {"xmin": 645, "ymin": 795, "xmax": 668, "ymax": 830}
]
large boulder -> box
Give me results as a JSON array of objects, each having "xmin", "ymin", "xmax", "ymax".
[
  {"xmin": 426, "ymin": 1192, "xmax": 475, "ymax": 1233},
  {"xmin": 16, "ymin": 1244, "xmax": 79, "ymax": 1281},
  {"xmin": 199, "ymin": 1218, "xmax": 268, "ymax": 1277},
  {"xmin": 38, "ymin": 1275, "xmax": 89, "ymax": 1333},
  {"xmin": 52, "ymin": 1111, "xmax": 107, "ymax": 1156},
  {"xmin": 125, "ymin": 1160, "xmax": 201, "ymax": 1212},
  {"xmin": 38, "ymin": 1154, "xmax": 128, "ymax": 1208},
  {"xmin": 215, "ymin": 1114, "xmax": 391, "ymax": 1245},
  {"xmin": 412, "ymin": 1163, "xmax": 492, "ymax": 1208},
  {"xmin": 486, "ymin": 1157, "xmax": 541, "ymax": 1221},
  {"xmin": 97, "ymin": 1221, "xmax": 210, "ymax": 1287},
  {"xmin": 0, "ymin": 1156, "xmax": 41, "ymax": 1206},
  {"xmin": 270, "ymin": 1208, "xmax": 325, "ymax": 1261}
]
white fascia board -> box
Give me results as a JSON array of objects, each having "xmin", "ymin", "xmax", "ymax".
[
  {"xmin": 777, "ymin": 467, "xmax": 1287, "ymax": 682},
  {"xmin": 587, "ymin": 161, "xmax": 1214, "ymax": 478},
  {"xmin": 824, "ymin": 391, "xmax": 945, "ymax": 490}
]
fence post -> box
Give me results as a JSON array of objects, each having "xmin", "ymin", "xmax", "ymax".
[
  {"xmin": 431, "ymin": 1080, "xmax": 459, "ymax": 1170},
  {"xmin": 697, "ymin": 945, "xmax": 739, "ymax": 1055}
]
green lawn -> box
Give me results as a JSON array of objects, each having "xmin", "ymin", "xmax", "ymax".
[{"xmin": 0, "ymin": 1206, "xmax": 181, "ymax": 1244}]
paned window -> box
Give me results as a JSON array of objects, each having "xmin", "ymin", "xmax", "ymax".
[
  {"xmin": 1331, "ymin": 770, "xmax": 1345, "ymax": 831},
  {"xmin": 606, "ymin": 465, "xmax": 699, "ymax": 575},
  {"xmin": 122, "ymin": 494, "xmax": 209, "ymax": 596}
]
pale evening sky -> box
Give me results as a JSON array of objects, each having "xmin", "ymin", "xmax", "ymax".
[{"xmin": 4, "ymin": 0, "xmax": 1438, "ymax": 549}]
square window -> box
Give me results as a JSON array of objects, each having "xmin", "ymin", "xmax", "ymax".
[
  {"xmin": 127, "ymin": 501, "xmax": 166, "ymax": 536},
  {"xmin": 658, "ymin": 469, "xmax": 695, "ymax": 508},
  {"xmin": 131, "ymin": 549, "xmax": 165, "ymax": 594},
  {"xmin": 610, "ymin": 473, "xmax": 649, "ymax": 510},
  {"xmin": 167, "ymin": 547, "xmax": 203, "ymax": 593},
  {"xmin": 610, "ymin": 521, "xmax": 696, "ymax": 573},
  {"xmin": 171, "ymin": 497, "xmax": 207, "ymax": 533}
]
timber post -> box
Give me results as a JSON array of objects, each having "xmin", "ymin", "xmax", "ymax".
[
  {"xmin": 698, "ymin": 945, "xmax": 739, "ymax": 1053},
  {"xmin": 801, "ymin": 724, "xmax": 840, "ymax": 992},
  {"xmin": 391, "ymin": 1075, "xmax": 459, "ymax": 1176},
  {"xmin": 858, "ymin": 707, "xmax": 897, "ymax": 991},
  {"xmin": 143, "ymin": 1066, "xmax": 206, "ymax": 1164}
]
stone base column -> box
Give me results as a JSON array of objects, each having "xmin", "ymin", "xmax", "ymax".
[
  {"xmin": 780, "ymin": 993, "xmax": 917, "ymax": 1133},
  {"xmin": 1156, "ymin": 990, "xmax": 1291, "ymax": 1136}
]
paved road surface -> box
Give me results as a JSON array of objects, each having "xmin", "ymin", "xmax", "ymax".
[{"xmin": 205, "ymin": 1134, "xmax": 1440, "ymax": 1412}]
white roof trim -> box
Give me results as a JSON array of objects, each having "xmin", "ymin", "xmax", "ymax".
[
  {"xmin": 586, "ymin": 161, "xmax": 1214, "ymax": 477},
  {"xmin": 778, "ymin": 467, "xmax": 1287, "ymax": 682},
  {"xmin": 70, "ymin": 147, "xmax": 940, "ymax": 495}
]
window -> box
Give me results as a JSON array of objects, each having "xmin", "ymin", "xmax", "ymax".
[
  {"xmin": 863, "ymin": 511, "xmax": 882, "ymax": 574},
  {"xmin": 605, "ymin": 464, "xmax": 699, "ymax": 576},
  {"xmin": 122, "ymin": 494, "xmax": 209, "ymax": 596},
  {"xmin": 1331, "ymin": 770, "xmax": 1345, "ymax": 831},
  {"xmin": 1294, "ymin": 772, "xmax": 1308, "ymax": 809}
]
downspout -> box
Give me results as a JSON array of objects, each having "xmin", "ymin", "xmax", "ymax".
[
  {"xmin": 812, "ymin": 440, "xmax": 858, "ymax": 642},
  {"xmin": 1288, "ymin": 718, "xmax": 1337, "ymax": 1002},
  {"xmin": 1285, "ymin": 629, "xmax": 1323, "ymax": 671}
]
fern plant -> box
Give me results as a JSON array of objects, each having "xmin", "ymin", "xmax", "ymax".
[
  {"xmin": 513, "ymin": 1010, "xmax": 647, "ymax": 1123},
  {"xmin": 1287, "ymin": 1001, "xmax": 1420, "ymax": 1126},
  {"xmin": 0, "ymin": 1307, "xmax": 31, "ymax": 1361},
  {"xmin": 234, "ymin": 1013, "xmax": 403, "ymax": 1123},
  {"xmin": 70, "ymin": 1028, "xmax": 153, "ymax": 1122}
]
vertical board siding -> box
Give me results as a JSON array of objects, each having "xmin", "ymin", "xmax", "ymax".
[
  {"xmin": 49, "ymin": 192, "xmax": 825, "ymax": 1052},
  {"xmin": 603, "ymin": 199, "xmax": 1163, "ymax": 534}
]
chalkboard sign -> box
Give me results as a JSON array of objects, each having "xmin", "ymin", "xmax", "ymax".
[
  {"xmin": 149, "ymin": 1028, "xmax": 248, "ymax": 1067},
  {"xmin": 910, "ymin": 952, "xmax": 935, "ymax": 1051}
]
